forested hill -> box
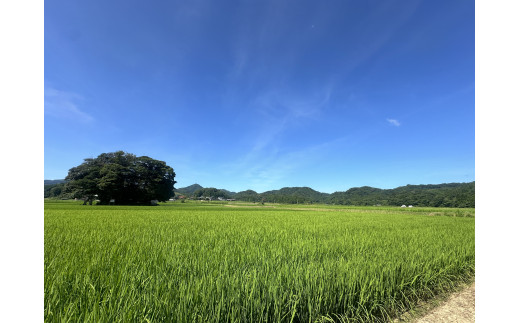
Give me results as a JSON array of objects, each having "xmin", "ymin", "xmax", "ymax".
[
  {"xmin": 328, "ymin": 182, "xmax": 475, "ymax": 207},
  {"xmin": 173, "ymin": 184, "xmax": 203, "ymax": 196},
  {"xmin": 235, "ymin": 182, "xmax": 475, "ymax": 207},
  {"xmin": 174, "ymin": 185, "xmax": 327, "ymax": 203},
  {"xmin": 44, "ymin": 179, "xmax": 68, "ymax": 185},
  {"xmin": 259, "ymin": 187, "xmax": 329, "ymax": 204},
  {"xmin": 44, "ymin": 180, "xmax": 68, "ymax": 198}
]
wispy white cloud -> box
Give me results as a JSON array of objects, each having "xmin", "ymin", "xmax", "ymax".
[
  {"xmin": 224, "ymin": 141, "xmax": 326, "ymax": 193},
  {"xmin": 254, "ymin": 86, "xmax": 332, "ymax": 120},
  {"xmin": 222, "ymin": 89, "xmax": 338, "ymax": 192},
  {"xmin": 239, "ymin": 86, "xmax": 332, "ymax": 161},
  {"xmin": 386, "ymin": 118, "xmax": 401, "ymax": 127},
  {"xmin": 45, "ymin": 87, "xmax": 94, "ymax": 122}
]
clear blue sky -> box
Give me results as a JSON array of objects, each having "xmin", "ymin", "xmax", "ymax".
[{"xmin": 44, "ymin": 0, "xmax": 475, "ymax": 193}]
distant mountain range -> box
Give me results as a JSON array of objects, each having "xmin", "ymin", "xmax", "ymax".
[
  {"xmin": 44, "ymin": 179, "xmax": 68, "ymax": 185},
  {"xmin": 174, "ymin": 182, "xmax": 475, "ymax": 208},
  {"xmin": 45, "ymin": 179, "xmax": 475, "ymax": 207}
]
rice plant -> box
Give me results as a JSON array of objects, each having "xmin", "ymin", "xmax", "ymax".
[{"xmin": 44, "ymin": 201, "xmax": 474, "ymax": 322}]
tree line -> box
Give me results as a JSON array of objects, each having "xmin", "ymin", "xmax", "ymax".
[
  {"xmin": 45, "ymin": 151, "xmax": 474, "ymax": 207},
  {"xmin": 46, "ymin": 179, "xmax": 474, "ymax": 208},
  {"xmin": 48, "ymin": 179, "xmax": 475, "ymax": 207}
]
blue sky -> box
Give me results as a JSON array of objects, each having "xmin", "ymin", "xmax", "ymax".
[{"xmin": 44, "ymin": 0, "xmax": 475, "ymax": 193}]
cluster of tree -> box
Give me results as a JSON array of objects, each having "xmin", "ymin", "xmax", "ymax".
[
  {"xmin": 234, "ymin": 190, "xmax": 260, "ymax": 202},
  {"xmin": 192, "ymin": 187, "xmax": 233, "ymax": 200},
  {"xmin": 44, "ymin": 181, "xmax": 69, "ymax": 198},
  {"xmin": 267, "ymin": 187, "xmax": 329, "ymax": 203},
  {"xmin": 233, "ymin": 187, "xmax": 328, "ymax": 204},
  {"xmin": 173, "ymin": 184, "xmax": 234, "ymax": 200},
  {"xmin": 46, "ymin": 151, "xmax": 176, "ymax": 205}
]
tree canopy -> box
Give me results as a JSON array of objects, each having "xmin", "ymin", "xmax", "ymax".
[
  {"xmin": 192, "ymin": 187, "xmax": 232, "ymax": 200},
  {"xmin": 65, "ymin": 151, "xmax": 176, "ymax": 205}
]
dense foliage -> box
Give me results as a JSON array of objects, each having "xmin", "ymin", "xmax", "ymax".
[
  {"xmin": 233, "ymin": 187, "xmax": 329, "ymax": 204},
  {"xmin": 234, "ymin": 189, "xmax": 261, "ymax": 202},
  {"xmin": 64, "ymin": 151, "xmax": 176, "ymax": 205},
  {"xmin": 261, "ymin": 187, "xmax": 329, "ymax": 204},
  {"xmin": 44, "ymin": 182, "xmax": 67, "ymax": 198},
  {"xmin": 44, "ymin": 180, "xmax": 69, "ymax": 199},
  {"xmin": 192, "ymin": 187, "xmax": 232, "ymax": 200}
]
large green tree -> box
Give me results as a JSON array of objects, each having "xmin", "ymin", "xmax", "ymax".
[{"xmin": 65, "ymin": 151, "xmax": 176, "ymax": 205}]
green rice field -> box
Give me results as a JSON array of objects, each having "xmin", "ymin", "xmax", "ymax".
[{"xmin": 44, "ymin": 200, "xmax": 474, "ymax": 322}]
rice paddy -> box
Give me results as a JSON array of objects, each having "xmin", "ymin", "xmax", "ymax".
[{"xmin": 44, "ymin": 200, "xmax": 474, "ymax": 322}]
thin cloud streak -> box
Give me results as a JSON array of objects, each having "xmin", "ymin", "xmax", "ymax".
[
  {"xmin": 224, "ymin": 142, "xmax": 326, "ymax": 193},
  {"xmin": 387, "ymin": 118, "xmax": 401, "ymax": 127},
  {"xmin": 237, "ymin": 86, "xmax": 333, "ymax": 165},
  {"xmin": 45, "ymin": 87, "xmax": 94, "ymax": 123}
]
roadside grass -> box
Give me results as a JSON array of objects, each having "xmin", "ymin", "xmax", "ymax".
[{"xmin": 44, "ymin": 201, "xmax": 474, "ymax": 322}]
